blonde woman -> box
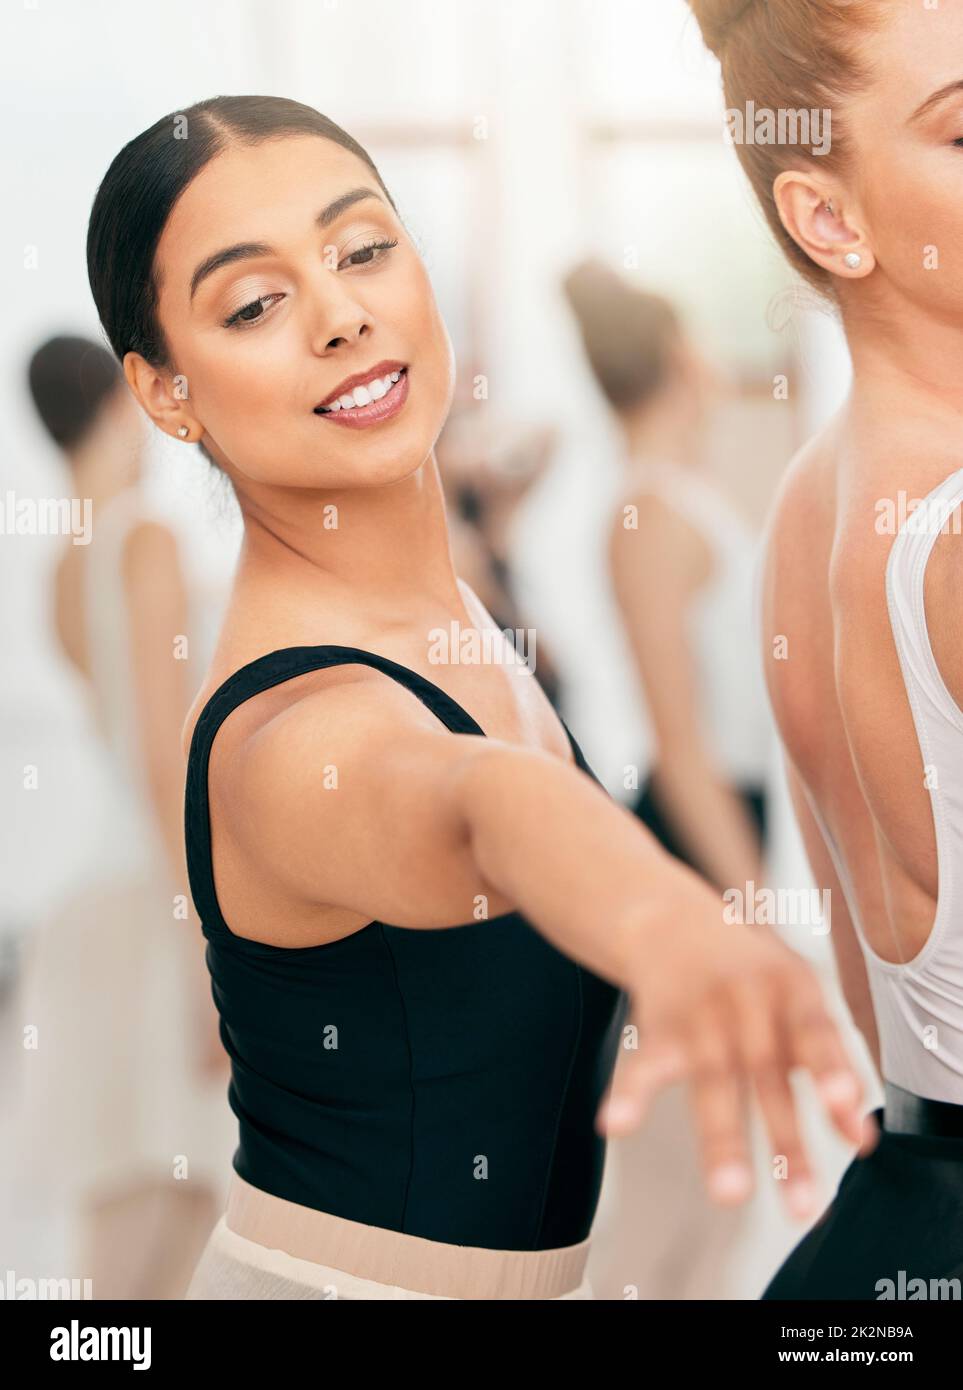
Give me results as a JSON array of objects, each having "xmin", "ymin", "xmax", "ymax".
[{"xmin": 690, "ymin": 0, "xmax": 963, "ymax": 1296}]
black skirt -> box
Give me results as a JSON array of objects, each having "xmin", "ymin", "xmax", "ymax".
[{"xmin": 762, "ymin": 1101, "xmax": 963, "ymax": 1300}]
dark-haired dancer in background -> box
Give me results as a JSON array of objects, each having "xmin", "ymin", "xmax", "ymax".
[
  {"xmin": 17, "ymin": 337, "xmax": 235, "ymax": 1298},
  {"xmin": 437, "ymin": 407, "xmax": 564, "ymax": 711},
  {"xmin": 564, "ymin": 261, "xmax": 772, "ymax": 1298}
]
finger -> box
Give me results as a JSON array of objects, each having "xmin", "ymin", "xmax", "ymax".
[
  {"xmin": 596, "ymin": 1029, "xmax": 688, "ymax": 1136},
  {"xmin": 729, "ymin": 982, "xmax": 819, "ymax": 1222},
  {"xmin": 685, "ymin": 1010, "xmax": 754, "ymax": 1206},
  {"xmin": 781, "ymin": 973, "xmax": 866, "ymax": 1144},
  {"xmin": 756, "ymin": 1069, "xmax": 824, "ymax": 1222}
]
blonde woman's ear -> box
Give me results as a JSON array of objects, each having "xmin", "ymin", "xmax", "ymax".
[{"xmin": 773, "ymin": 172, "xmax": 874, "ymax": 279}]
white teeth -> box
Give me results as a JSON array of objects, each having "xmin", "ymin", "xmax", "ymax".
[{"xmin": 321, "ymin": 370, "xmax": 403, "ymax": 413}]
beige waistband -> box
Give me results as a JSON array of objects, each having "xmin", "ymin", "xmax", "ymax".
[{"xmin": 224, "ymin": 1173, "xmax": 591, "ymax": 1300}]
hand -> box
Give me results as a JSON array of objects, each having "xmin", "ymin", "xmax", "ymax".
[{"xmin": 596, "ymin": 916, "xmax": 878, "ymax": 1223}]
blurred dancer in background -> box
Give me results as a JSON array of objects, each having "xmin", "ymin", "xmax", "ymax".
[
  {"xmin": 437, "ymin": 406, "xmax": 564, "ymax": 710},
  {"xmin": 564, "ymin": 260, "xmax": 771, "ymax": 1298},
  {"xmin": 17, "ymin": 335, "xmax": 235, "ymax": 1299}
]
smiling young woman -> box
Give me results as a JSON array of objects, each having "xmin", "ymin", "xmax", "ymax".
[
  {"xmin": 689, "ymin": 0, "xmax": 963, "ymax": 1298},
  {"xmin": 85, "ymin": 94, "xmax": 869, "ymax": 1300}
]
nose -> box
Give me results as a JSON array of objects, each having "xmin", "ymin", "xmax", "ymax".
[{"xmin": 307, "ymin": 268, "xmax": 373, "ymax": 355}]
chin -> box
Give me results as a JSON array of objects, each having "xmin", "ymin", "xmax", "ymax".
[{"xmin": 361, "ymin": 448, "xmax": 432, "ymax": 488}]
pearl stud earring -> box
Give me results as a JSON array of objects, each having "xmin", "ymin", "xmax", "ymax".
[
  {"xmin": 177, "ymin": 425, "xmax": 189, "ymax": 438},
  {"xmin": 844, "ymin": 252, "xmax": 862, "ymax": 270}
]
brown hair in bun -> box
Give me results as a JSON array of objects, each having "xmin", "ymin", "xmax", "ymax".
[{"xmin": 562, "ymin": 258, "xmax": 681, "ymax": 414}]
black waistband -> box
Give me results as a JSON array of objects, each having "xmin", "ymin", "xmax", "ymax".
[{"xmin": 883, "ymin": 1080, "xmax": 963, "ymax": 1138}]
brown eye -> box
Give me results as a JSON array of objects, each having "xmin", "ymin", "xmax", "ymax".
[
  {"xmin": 223, "ymin": 293, "xmax": 284, "ymax": 329},
  {"xmin": 338, "ymin": 237, "xmax": 399, "ymax": 270}
]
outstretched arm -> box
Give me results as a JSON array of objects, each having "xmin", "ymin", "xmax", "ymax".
[{"xmin": 223, "ymin": 670, "xmax": 876, "ymax": 1220}]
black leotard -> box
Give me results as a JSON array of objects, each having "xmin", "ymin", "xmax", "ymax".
[{"xmin": 184, "ymin": 645, "xmax": 628, "ymax": 1251}]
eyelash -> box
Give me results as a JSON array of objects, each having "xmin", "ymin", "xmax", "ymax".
[{"xmin": 222, "ymin": 237, "xmax": 400, "ymax": 329}]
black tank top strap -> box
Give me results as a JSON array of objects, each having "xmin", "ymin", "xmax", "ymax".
[{"xmin": 184, "ymin": 644, "xmax": 592, "ymax": 940}]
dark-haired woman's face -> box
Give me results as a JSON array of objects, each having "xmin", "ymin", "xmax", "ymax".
[{"xmin": 146, "ymin": 134, "xmax": 454, "ymax": 490}]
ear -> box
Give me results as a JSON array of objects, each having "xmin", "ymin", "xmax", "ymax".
[
  {"xmin": 123, "ymin": 351, "xmax": 199, "ymax": 442},
  {"xmin": 773, "ymin": 170, "xmax": 875, "ymax": 279}
]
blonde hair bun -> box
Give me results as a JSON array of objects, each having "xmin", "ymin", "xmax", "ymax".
[{"xmin": 687, "ymin": 0, "xmax": 757, "ymax": 59}]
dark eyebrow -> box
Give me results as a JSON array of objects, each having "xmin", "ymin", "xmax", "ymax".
[
  {"xmin": 909, "ymin": 78, "xmax": 963, "ymax": 125},
  {"xmin": 188, "ymin": 187, "xmax": 386, "ymax": 301}
]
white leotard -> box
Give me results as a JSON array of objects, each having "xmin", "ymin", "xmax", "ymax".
[
  {"xmin": 805, "ymin": 467, "xmax": 963, "ymax": 1104},
  {"xmin": 626, "ymin": 459, "xmax": 771, "ymax": 786}
]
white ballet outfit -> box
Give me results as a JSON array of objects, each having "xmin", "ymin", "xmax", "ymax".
[
  {"xmin": 804, "ymin": 468, "xmax": 963, "ymax": 1106},
  {"xmin": 17, "ymin": 486, "xmax": 236, "ymax": 1214},
  {"xmin": 626, "ymin": 459, "xmax": 772, "ymax": 788},
  {"xmin": 590, "ymin": 460, "xmax": 774, "ymax": 1302},
  {"xmin": 763, "ymin": 466, "xmax": 963, "ymax": 1300}
]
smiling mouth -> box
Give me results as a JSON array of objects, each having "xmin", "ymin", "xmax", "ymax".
[{"xmin": 314, "ymin": 367, "xmax": 407, "ymax": 415}]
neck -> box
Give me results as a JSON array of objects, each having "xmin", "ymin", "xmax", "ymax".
[
  {"xmin": 67, "ymin": 431, "xmax": 140, "ymax": 505},
  {"xmin": 843, "ymin": 292, "xmax": 963, "ymax": 433},
  {"xmin": 230, "ymin": 450, "xmax": 472, "ymax": 641},
  {"xmin": 619, "ymin": 394, "xmax": 703, "ymax": 471}
]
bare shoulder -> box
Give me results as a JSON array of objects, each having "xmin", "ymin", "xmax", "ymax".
[
  {"xmin": 119, "ymin": 516, "xmax": 181, "ymax": 580},
  {"xmin": 202, "ymin": 659, "xmax": 497, "ymax": 929},
  {"xmin": 182, "ymin": 655, "xmax": 414, "ymax": 761},
  {"xmin": 760, "ymin": 430, "xmax": 840, "ymax": 631},
  {"xmin": 607, "ymin": 479, "xmax": 711, "ymax": 588},
  {"xmin": 763, "ymin": 432, "xmax": 835, "ymax": 562},
  {"xmin": 609, "ymin": 478, "xmax": 702, "ymax": 545},
  {"xmin": 226, "ymin": 662, "xmax": 441, "ymax": 778},
  {"xmin": 758, "ymin": 431, "xmax": 842, "ymax": 770},
  {"xmin": 213, "ymin": 658, "xmax": 462, "ymax": 848}
]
